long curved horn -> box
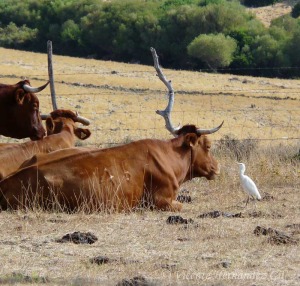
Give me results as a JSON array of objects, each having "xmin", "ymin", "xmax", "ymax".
[
  {"xmin": 196, "ymin": 121, "xmax": 224, "ymax": 135},
  {"xmin": 23, "ymin": 81, "xmax": 49, "ymax": 93},
  {"xmin": 151, "ymin": 47, "xmax": 180, "ymax": 136},
  {"xmin": 75, "ymin": 113, "xmax": 91, "ymax": 126},
  {"xmin": 40, "ymin": 114, "xmax": 50, "ymax": 120},
  {"xmin": 41, "ymin": 111, "xmax": 90, "ymax": 126}
]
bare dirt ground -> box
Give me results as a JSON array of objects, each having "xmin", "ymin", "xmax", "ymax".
[{"xmin": 0, "ymin": 47, "xmax": 299, "ymax": 285}]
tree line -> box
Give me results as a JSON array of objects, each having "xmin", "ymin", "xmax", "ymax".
[{"xmin": 0, "ymin": 0, "xmax": 299, "ymax": 78}]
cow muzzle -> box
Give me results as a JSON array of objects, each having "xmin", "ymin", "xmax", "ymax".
[
  {"xmin": 30, "ymin": 127, "xmax": 46, "ymax": 141},
  {"xmin": 207, "ymin": 163, "xmax": 220, "ymax": 180},
  {"xmin": 215, "ymin": 163, "xmax": 221, "ymax": 175}
]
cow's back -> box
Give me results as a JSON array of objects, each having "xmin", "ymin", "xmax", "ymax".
[
  {"xmin": 0, "ymin": 143, "xmax": 153, "ymax": 211},
  {"xmin": 0, "ymin": 165, "xmax": 48, "ymax": 210},
  {"xmin": 0, "ymin": 138, "xmax": 189, "ymax": 212}
]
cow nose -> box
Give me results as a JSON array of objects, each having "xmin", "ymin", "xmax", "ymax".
[
  {"xmin": 32, "ymin": 126, "xmax": 46, "ymax": 139},
  {"xmin": 33, "ymin": 126, "xmax": 42, "ymax": 134},
  {"xmin": 211, "ymin": 163, "xmax": 220, "ymax": 176}
]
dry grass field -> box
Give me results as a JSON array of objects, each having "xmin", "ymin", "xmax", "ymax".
[
  {"xmin": 247, "ymin": 0, "xmax": 300, "ymax": 27},
  {"xmin": 247, "ymin": 1, "xmax": 294, "ymax": 27},
  {"xmin": 0, "ymin": 47, "xmax": 299, "ymax": 285},
  {"xmin": 0, "ymin": 47, "xmax": 299, "ymax": 146}
]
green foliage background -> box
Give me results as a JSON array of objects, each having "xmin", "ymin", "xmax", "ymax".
[{"xmin": 0, "ymin": 0, "xmax": 299, "ymax": 78}]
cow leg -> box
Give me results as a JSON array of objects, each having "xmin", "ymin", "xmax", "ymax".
[
  {"xmin": 154, "ymin": 194, "xmax": 183, "ymax": 212},
  {"xmin": 169, "ymin": 200, "xmax": 183, "ymax": 212}
]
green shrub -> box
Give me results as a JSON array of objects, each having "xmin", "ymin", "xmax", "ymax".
[
  {"xmin": 0, "ymin": 22, "xmax": 37, "ymax": 47},
  {"xmin": 187, "ymin": 33, "xmax": 237, "ymax": 68}
]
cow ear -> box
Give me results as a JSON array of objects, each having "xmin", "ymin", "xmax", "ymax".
[
  {"xmin": 15, "ymin": 89, "xmax": 26, "ymax": 105},
  {"xmin": 46, "ymin": 117, "xmax": 55, "ymax": 133},
  {"xmin": 74, "ymin": 128, "xmax": 91, "ymax": 140},
  {"xmin": 183, "ymin": 133, "xmax": 198, "ymax": 147}
]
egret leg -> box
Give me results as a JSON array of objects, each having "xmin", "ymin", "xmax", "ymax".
[
  {"xmin": 244, "ymin": 196, "xmax": 250, "ymax": 208},
  {"xmin": 253, "ymin": 197, "xmax": 257, "ymax": 210}
]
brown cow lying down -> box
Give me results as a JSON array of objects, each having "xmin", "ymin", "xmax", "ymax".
[
  {"xmin": 0, "ymin": 109, "xmax": 91, "ymax": 180},
  {"xmin": 0, "ymin": 125, "xmax": 220, "ymax": 212}
]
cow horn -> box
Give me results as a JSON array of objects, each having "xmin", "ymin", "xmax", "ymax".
[
  {"xmin": 151, "ymin": 47, "xmax": 181, "ymax": 136},
  {"xmin": 23, "ymin": 81, "xmax": 50, "ymax": 93},
  {"xmin": 196, "ymin": 121, "xmax": 224, "ymax": 135},
  {"xmin": 76, "ymin": 114, "xmax": 91, "ymax": 126},
  {"xmin": 40, "ymin": 114, "xmax": 50, "ymax": 120},
  {"xmin": 40, "ymin": 111, "xmax": 90, "ymax": 125}
]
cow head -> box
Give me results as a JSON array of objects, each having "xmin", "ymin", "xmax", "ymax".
[
  {"xmin": 45, "ymin": 109, "xmax": 91, "ymax": 140},
  {"xmin": 180, "ymin": 126, "xmax": 220, "ymax": 181},
  {"xmin": 150, "ymin": 47, "xmax": 223, "ymax": 181},
  {"xmin": 11, "ymin": 80, "xmax": 48, "ymax": 140}
]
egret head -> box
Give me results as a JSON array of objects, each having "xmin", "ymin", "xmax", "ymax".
[{"xmin": 237, "ymin": 162, "xmax": 246, "ymax": 174}]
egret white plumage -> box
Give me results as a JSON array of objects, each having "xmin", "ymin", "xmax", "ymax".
[{"xmin": 238, "ymin": 163, "xmax": 261, "ymax": 207}]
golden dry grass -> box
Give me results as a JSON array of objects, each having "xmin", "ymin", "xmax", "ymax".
[
  {"xmin": 0, "ymin": 47, "xmax": 299, "ymax": 285},
  {"xmin": 0, "ymin": 148, "xmax": 299, "ymax": 286},
  {"xmin": 0, "ymin": 47, "xmax": 299, "ymax": 147}
]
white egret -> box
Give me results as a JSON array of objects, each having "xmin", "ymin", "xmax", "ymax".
[{"xmin": 237, "ymin": 163, "xmax": 261, "ymax": 207}]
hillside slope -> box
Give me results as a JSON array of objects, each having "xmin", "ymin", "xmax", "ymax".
[
  {"xmin": 247, "ymin": 1, "xmax": 296, "ymax": 26},
  {"xmin": 0, "ymin": 48, "xmax": 299, "ymax": 145}
]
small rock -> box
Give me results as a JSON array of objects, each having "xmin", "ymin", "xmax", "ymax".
[
  {"xmin": 198, "ymin": 210, "xmax": 222, "ymax": 218},
  {"xmin": 177, "ymin": 237, "xmax": 190, "ymax": 242},
  {"xmin": 116, "ymin": 275, "xmax": 155, "ymax": 286},
  {"xmin": 268, "ymin": 234, "xmax": 298, "ymax": 245},
  {"xmin": 90, "ymin": 256, "xmax": 111, "ymax": 265},
  {"xmin": 166, "ymin": 216, "xmax": 194, "ymax": 225},
  {"xmin": 198, "ymin": 211, "xmax": 243, "ymax": 219},
  {"xmin": 222, "ymin": 212, "xmax": 242, "ymax": 218},
  {"xmin": 56, "ymin": 231, "xmax": 98, "ymax": 244},
  {"xmin": 254, "ymin": 226, "xmax": 269, "ymax": 236},
  {"xmin": 254, "ymin": 226, "xmax": 298, "ymax": 245},
  {"xmin": 221, "ymin": 260, "xmax": 231, "ymax": 268},
  {"xmin": 176, "ymin": 195, "xmax": 192, "ymax": 203},
  {"xmin": 248, "ymin": 211, "xmax": 263, "ymax": 218}
]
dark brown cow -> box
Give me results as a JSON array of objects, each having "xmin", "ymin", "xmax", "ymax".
[
  {"xmin": 0, "ymin": 109, "xmax": 91, "ymax": 180},
  {"xmin": 0, "ymin": 80, "xmax": 49, "ymax": 140},
  {"xmin": 0, "ymin": 48, "xmax": 223, "ymax": 212}
]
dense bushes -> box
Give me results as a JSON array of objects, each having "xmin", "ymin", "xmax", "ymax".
[
  {"xmin": 0, "ymin": 0, "xmax": 299, "ymax": 78},
  {"xmin": 0, "ymin": 23, "xmax": 38, "ymax": 48}
]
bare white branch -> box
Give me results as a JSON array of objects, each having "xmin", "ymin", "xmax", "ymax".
[{"xmin": 150, "ymin": 47, "xmax": 180, "ymax": 136}]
